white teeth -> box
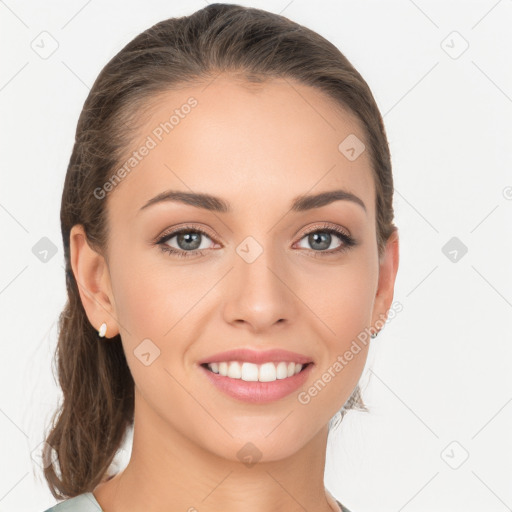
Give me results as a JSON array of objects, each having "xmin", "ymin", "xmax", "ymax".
[
  {"xmin": 258, "ymin": 362, "xmax": 276, "ymax": 382},
  {"xmin": 218, "ymin": 362, "xmax": 228, "ymax": 376},
  {"xmin": 206, "ymin": 361, "xmax": 306, "ymax": 382},
  {"xmin": 241, "ymin": 362, "xmax": 259, "ymax": 381},
  {"xmin": 227, "ymin": 361, "xmax": 242, "ymax": 379}
]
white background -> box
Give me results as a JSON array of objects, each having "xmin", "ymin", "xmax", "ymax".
[{"xmin": 1, "ymin": 1, "xmax": 511, "ymax": 511}]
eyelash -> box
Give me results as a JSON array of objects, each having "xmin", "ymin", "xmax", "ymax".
[{"xmin": 155, "ymin": 222, "xmax": 357, "ymax": 259}]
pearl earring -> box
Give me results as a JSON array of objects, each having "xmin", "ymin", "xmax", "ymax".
[{"xmin": 98, "ymin": 322, "xmax": 107, "ymax": 338}]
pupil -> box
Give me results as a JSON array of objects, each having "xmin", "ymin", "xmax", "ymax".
[
  {"xmin": 310, "ymin": 232, "xmax": 330, "ymax": 250},
  {"xmin": 178, "ymin": 232, "xmax": 201, "ymax": 250}
]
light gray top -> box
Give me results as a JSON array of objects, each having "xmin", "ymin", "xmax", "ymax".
[{"xmin": 43, "ymin": 493, "xmax": 102, "ymax": 511}]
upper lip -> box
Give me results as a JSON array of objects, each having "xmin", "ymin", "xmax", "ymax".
[{"xmin": 197, "ymin": 348, "xmax": 313, "ymax": 366}]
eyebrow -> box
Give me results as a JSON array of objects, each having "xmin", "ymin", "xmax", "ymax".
[{"xmin": 139, "ymin": 188, "xmax": 366, "ymax": 214}]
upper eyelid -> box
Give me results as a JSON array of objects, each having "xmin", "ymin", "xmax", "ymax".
[
  {"xmin": 300, "ymin": 223, "xmax": 351, "ymax": 238},
  {"xmin": 156, "ymin": 224, "xmax": 219, "ymax": 244}
]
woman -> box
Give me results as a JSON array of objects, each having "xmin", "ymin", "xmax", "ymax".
[{"xmin": 42, "ymin": 3, "xmax": 399, "ymax": 511}]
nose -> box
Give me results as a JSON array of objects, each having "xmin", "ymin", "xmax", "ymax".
[{"xmin": 221, "ymin": 240, "xmax": 298, "ymax": 333}]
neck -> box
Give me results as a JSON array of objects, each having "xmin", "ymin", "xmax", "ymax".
[{"xmin": 93, "ymin": 389, "xmax": 340, "ymax": 512}]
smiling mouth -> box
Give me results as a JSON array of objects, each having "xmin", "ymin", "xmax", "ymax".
[{"xmin": 199, "ymin": 360, "xmax": 314, "ymax": 403}]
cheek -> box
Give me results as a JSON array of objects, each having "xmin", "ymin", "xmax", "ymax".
[
  {"xmin": 304, "ymin": 275, "xmax": 373, "ymax": 400},
  {"xmin": 109, "ymin": 263, "xmax": 197, "ymax": 391},
  {"xmin": 111, "ymin": 263, "xmax": 196, "ymax": 339},
  {"xmin": 299, "ymin": 256, "xmax": 377, "ymax": 342}
]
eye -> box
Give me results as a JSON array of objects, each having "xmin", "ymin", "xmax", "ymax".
[
  {"xmin": 156, "ymin": 225, "xmax": 216, "ymax": 259},
  {"xmin": 295, "ymin": 223, "xmax": 357, "ymax": 256}
]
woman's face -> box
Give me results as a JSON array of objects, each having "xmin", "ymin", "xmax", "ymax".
[{"xmin": 84, "ymin": 76, "xmax": 398, "ymax": 462}]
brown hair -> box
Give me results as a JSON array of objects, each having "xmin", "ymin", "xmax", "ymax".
[{"xmin": 42, "ymin": 2, "xmax": 397, "ymax": 499}]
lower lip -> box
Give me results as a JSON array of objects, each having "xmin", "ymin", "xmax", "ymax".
[{"xmin": 199, "ymin": 363, "xmax": 314, "ymax": 404}]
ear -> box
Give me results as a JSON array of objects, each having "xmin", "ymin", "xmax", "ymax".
[
  {"xmin": 69, "ymin": 224, "xmax": 119, "ymax": 339},
  {"xmin": 370, "ymin": 228, "xmax": 400, "ymax": 335}
]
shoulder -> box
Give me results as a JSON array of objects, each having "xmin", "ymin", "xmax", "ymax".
[
  {"xmin": 336, "ymin": 499, "xmax": 353, "ymax": 512},
  {"xmin": 42, "ymin": 492, "xmax": 103, "ymax": 512}
]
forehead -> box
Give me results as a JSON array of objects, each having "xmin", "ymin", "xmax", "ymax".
[{"xmin": 107, "ymin": 75, "xmax": 375, "ymax": 220}]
